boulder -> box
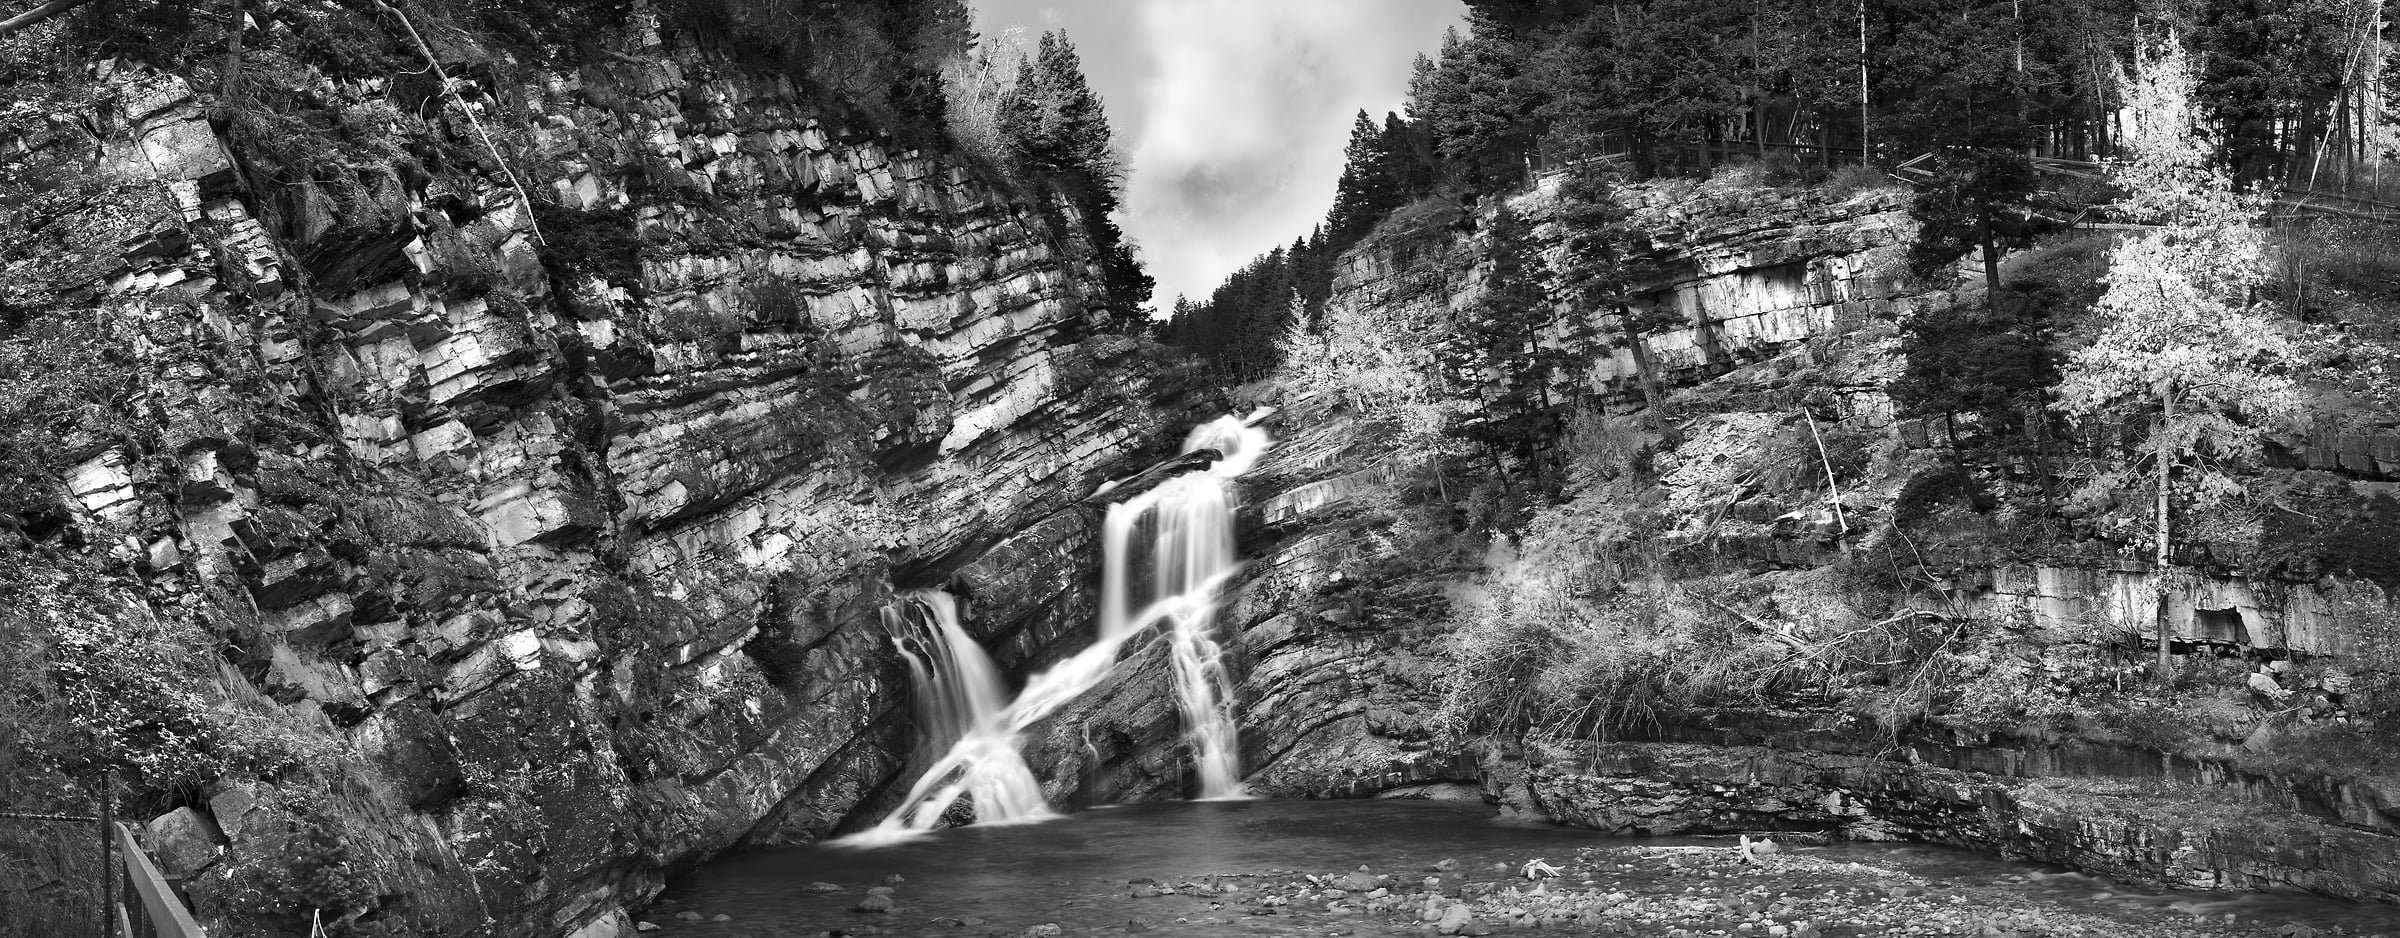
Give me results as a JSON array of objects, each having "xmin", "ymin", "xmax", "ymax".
[{"xmin": 144, "ymin": 807, "xmax": 225, "ymax": 878}]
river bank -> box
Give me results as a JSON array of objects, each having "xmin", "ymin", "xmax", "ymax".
[{"xmin": 640, "ymin": 800, "xmax": 2397, "ymax": 938}]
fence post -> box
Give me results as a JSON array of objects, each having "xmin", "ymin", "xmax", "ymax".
[{"xmin": 99, "ymin": 766, "xmax": 114, "ymax": 938}]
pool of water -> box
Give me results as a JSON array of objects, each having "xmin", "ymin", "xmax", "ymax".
[{"xmin": 648, "ymin": 800, "xmax": 2400, "ymax": 938}]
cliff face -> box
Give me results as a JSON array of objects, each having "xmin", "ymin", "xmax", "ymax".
[
  {"xmin": 9, "ymin": 14, "xmax": 1187, "ymax": 937},
  {"xmin": 1226, "ymin": 170, "xmax": 2400, "ymax": 898},
  {"xmin": 1227, "ymin": 178, "xmax": 1937, "ymax": 798}
]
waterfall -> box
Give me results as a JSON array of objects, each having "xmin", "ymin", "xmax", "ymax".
[
  {"xmin": 866, "ymin": 590, "xmax": 1052, "ymax": 837},
  {"xmin": 847, "ymin": 413, "xmax": 1271, "ymax": 842},
  {"xmin": 1117, "ymin": 413, "xmax": 1274, "ymax": 799}
]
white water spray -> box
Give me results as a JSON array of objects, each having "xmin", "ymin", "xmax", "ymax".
[
  {"xmin": 864, "ymin": 591, "xmax": 1051, "ymax": 839},
  {"xmin": 1136, "ymin": 413, "xmax": 1274, "ymax": 799},
  {"xmin": 849, "ymin": 412, "xmax": 1272, "ymax": 842}
]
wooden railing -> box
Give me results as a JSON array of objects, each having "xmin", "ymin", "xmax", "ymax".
[
  {"xmin": 115, "ymin": 822, "xmax": 208, "ymax": 938},
  {"xmin": 0, "ymin": 799, "xmax": 209, "ymax": 938}
]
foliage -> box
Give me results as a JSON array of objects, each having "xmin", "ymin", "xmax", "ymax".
[
  {"xmin": 1408, "ymin": 12, "xmax": 1542, "ymax": 193},
  {"xmin": 1168, "ymin": 109, "xmax": 1439, "ymax": 380},
  {"xmin": 2054, "ymin": 36, "xmax": 2303, "ymax": 545},
  {"xmin": 1277, "ymin": 292, "xmax": 1461, "ymax": 460},
  {"xmin": 532, "ymin": 201, "xmax": 643, "ymax": 290},
  {"xmin": 661, "ymin": 0, "xmax": 969, "ymax": 146},
  {"xmin": 986, "ymin": 29, "xmax": 1154, "ymax": 316},
  {"xmin": 938, "ymin": 27, "xmax": 1030, "ymax": 177},
  {"xmin": 1906, "ymin": 148, "xmax": 2065, "ymax": 295},
  {"xmin": 1161, "ymin": 235, "xmax": 1342, "ymax": 384},
  {"xmin": 1890, "ymin": 287, "xmax": 2062, "ymax": 442},
  {"xmin": 1325, "ymin": 111, "xmax": 1413, "ymax": 243},
  {"xmin": 2194, "ymin": 0, "xmax": 2386, "ymax": 186},
  {"xmin": 1439, "ymin": 204, "xmax": 1593, "ymax": 501},
  {"xmin": 1550, "ymin": 160, "xmax": 1671, "ymax": 400},
  {"xmin": 0, "ymin": 554, "xmax": 305, "ymax": 798}
]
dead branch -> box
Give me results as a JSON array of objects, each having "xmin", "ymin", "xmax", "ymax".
[{"xmin": 0, "ymin": 0, "xmax": 96, "ymax": 38}]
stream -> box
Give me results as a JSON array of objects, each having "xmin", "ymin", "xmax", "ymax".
[{"xmin": 645, "ymin": 799, "xmax": 2400, "ymax": 938}]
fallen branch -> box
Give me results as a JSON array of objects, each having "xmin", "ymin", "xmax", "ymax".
[
  {"xmin": 370, "ymin": 0, "xmax": 545, "ymax": 245},
  {"xmin": 0, "ymin": 0, "xmax": 96, "ymax": 37},
  {"xmin": 1803, "ymin": 410, "xmax": 1851, "ymax": 540}
]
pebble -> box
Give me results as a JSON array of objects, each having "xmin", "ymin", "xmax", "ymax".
[
  {"xmin": 674, "ymin": 911, "xmax": 702, "ymax": 922},
  {"xmin": 800, "ymin": 882, "xmax": 845, "ymax": 893},
  {"xmin": 633, "ymin": 923, "xmax": 658, "ymax": 933},
  {"xmin": 709, "ymin": 913, "xmax": 731, "ymax": 923}
]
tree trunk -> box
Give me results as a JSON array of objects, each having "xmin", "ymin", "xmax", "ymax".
[
  {"xmin": 1980, "ymin": 230, "xmax": 2002, "ymax": 301},
  {"xmin": 2154, "ymin": 386, "xmax": 2175, "ymax": 678},
  {"xmin": 1618, "ymin": 302, "xmax": 1664, "ymax": 408},
  {"xmin": 220, "ymin": 0, "xmax": 246, "ymax": 102},
  {"xmin": 2031, "ymin": 396, "xmax": 2058, "ymax": 530}
]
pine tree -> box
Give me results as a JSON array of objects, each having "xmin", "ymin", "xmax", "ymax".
[
  {"xmin": 1550, "ymin": 161, "xmax": 1668, "ymax": 404},
  {"xmin": 1381, "ymin": 112, "xmax": 1441, "ymax": 198},
  {"xmin": 995, "ymin": 30, "xmax": 1152, "ymax": 316},
  {"xmin": 1905, "ymin": 146, "xmax": 2061, "ymax": 298},
  {"xmin": 1443, "ymin": 205, "xmax": 1570, "ymax": 498},
  {"xmin": 1327, "ymin": 110, "xmax": 1401, "ymax": 242},
  {"xmin": 1414, "ymin": 12, "xmax": 1543, "ymax": 192}
]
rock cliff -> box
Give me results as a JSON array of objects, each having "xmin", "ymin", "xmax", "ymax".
[
  {"xmin": 4, "ymin": 10, "xmax": 1190, "ymax": 937},
  {"xmin": 1224, "ymin": 170, "xmax": 2400, "ymax": 901}
]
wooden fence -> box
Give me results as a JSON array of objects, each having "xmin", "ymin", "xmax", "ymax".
[{"xmin": 0, "ymin": 796, "xmax": 208, "ymax": 938}]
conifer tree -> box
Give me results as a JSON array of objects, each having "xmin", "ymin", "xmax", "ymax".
[
  {"xmin": 1550, "ymin": 161, "xmax": 1668, "ymax": 404},
  {"xmin": 1905, "ymin": 147, "xmax": 2060, "ymax": 298},
  {"xmin": 1412, "ymin": 12, "xmax": 1543, "ymax": 192},
  {"xmin": 1443, "ymin": 205, "xmax": 1571, "ymax": 497},
  {"xmin": 1327, "ymin": 110, "xmax": 1401, "ymax": 242},
  {"xmin": 1381, "ymin": 112, "xmax": 1441, "ymax": 198},
  {"xmin": 995, "ymin": 30, "xmax": 1153, "ymax": 316}
]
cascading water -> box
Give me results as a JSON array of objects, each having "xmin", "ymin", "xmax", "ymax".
[
  {"xmin": 870, "ymin": 591, "xmax": 1051, "ymax": 834},
  {"xmin": 1122, "ymin": 413, "xmax": 1274, "ymax": 799},
  {"xmin": 848, "ymin": 412, "xmax": 1272, "ymax": 842}
]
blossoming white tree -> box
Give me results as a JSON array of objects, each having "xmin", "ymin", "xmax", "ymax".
[
  {"xmin": 1280, "ymin": 292, "xmax": 1463, "ymax": 461},
  {"xmin": 2054, "ymin": 35, "xmax": 2303, "ymax": 676}
]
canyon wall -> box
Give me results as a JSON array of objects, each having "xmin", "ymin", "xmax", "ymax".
[
  {"xmin": 10, "ymin": 14, "xmax": 1189, "ymax": 937},
  {"xmin": 1224, "ymin": 171, "xmax": 2400, "ymax": 899}
]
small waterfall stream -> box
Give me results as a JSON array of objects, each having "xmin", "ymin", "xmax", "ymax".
[
  {"xmin": 849, "ymin": 414, "xmax": 1271, "ymax": 842},
  {"xmin": 869, "ymin": 591, "xmax": 1053, "ymax": 832}
]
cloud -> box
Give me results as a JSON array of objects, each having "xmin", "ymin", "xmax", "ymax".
[{"xmin": 1122, "ymin": 0, "xmax": 1462, "ymax": 308}]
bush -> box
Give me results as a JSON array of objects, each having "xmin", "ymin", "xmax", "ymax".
[{"xmin": 1822, "ymin": 163, "xmax": 1895, "ymax": 201}]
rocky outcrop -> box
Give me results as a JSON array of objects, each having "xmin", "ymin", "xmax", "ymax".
[
  {"xmin": 1220, "ymin": 170, "xmax": 2400, "ymax": 903},
  {"xmin": 10, "ymin": 13, "xmax": 1191, "ymax": 938},
  {"xmin": 1226, "ymin": 178, "xmax": 1941, "ymax": 800},
  {"xmin": 1483, "ymin": 736, "xmax": 2400, "ymax": 902}
]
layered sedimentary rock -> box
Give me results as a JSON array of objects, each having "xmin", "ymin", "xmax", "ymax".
[
  {"xmin": 1229, "ymin": 178, "xmax": 1940, "ymax": 799},
  {"xmin": 22, "ymin": 16, "xmax": 1187, "ymax": 938},
  {"xmin": 1224, "ymin": 172, "xmax": 2400, "ymax": 900},
  {"xmin": 1483, "ymin": 735, "xmax": 2400, "ymax": 901}
]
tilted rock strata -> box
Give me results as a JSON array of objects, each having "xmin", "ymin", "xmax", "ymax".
[{"xmin": 29, "ymin": 19, "xmax": 1181, "ymax": 938}]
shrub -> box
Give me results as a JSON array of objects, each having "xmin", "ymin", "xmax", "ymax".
[{"xmin": 1822, "ymin": 163, "xmax": 1895, "ymax": 201}]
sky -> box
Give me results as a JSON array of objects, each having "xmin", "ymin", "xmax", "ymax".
[{"xmin": 971, "ymin": 0, "xmax": 1468, "ymax": 310}]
